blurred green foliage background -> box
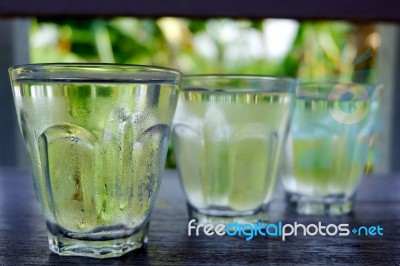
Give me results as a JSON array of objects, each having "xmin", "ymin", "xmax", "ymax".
[{"xmin": 29, "ymin": 18, "xmax": 379, "ymax": 168}]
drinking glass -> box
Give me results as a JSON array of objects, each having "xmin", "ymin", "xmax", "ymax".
[
  {"xmin": 172, "ymin": 75, "xmax": 296, "ymax": 224},
  {"xmin": 281, "ymin": 82, "xmax": 382, "ymax": 215},
  {"xmin": 9, "ymin": 63, "xmax": 181, "ymax": 258}
]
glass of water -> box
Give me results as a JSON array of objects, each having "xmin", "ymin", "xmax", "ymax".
[
  {"xmin": 9, "ymin": 63, "xmax": 181, "ymax": 258},
  {"xmin": 281, "ymin": 82, "xmax": 382, "ymax": 215},
  {"xmin": 173, "ymin": 75, "xmax": 296, "ymax": 224}
]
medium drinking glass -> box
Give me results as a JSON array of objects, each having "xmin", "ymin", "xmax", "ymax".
[
  {"xmin": 281, "ymin": 82, "xmax": 382, "ymax": 215},
  {"xmin": 173, "ymin": 75, "xmax": 296, "ymax": 224},
  {"xmin": 9, "ymin": 63, "xmax": 181, "ymax": 258}
]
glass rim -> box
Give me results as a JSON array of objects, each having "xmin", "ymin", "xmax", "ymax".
[
  {"xmin": 298, "ymin": 81, "xmax": 382, "ymax": 88},
  {"xmin": 182, "ymin": 74, "xmax": 297, "ymax": 93},
  {"xmin": 9, "ymin": 63, "xmax": 182, "ymax": 83},
  {"xmin": 183, "ymin": 74, "xmax": 296, "ymax": 82},
  {"xmin": 9, "ymin": 62, "xmax": 182, "ymax": 74},
  {"xmin": 297, "ymin": 81, "xmax": 383, "ymax": 91},
  {"xmin": 296, "ymin": 82, "xmax": 383, "ymax": 100}
]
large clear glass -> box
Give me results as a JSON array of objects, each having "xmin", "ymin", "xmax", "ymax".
[
  {"xmin": 9, "ymin": 63, "xmax": 181, "ymax": 258},
  {"xmin": 173, "ymin": 75, "xmax": 296, "ymax": 224}
]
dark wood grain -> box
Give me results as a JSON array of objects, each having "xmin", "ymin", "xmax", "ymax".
[
  {"xmin": 0, "ymin": 168, "xmax": 399, "ymax": 265},
  {"xmin": 0, "ymin": 0, "xmax": 400, "ymax": 21}
]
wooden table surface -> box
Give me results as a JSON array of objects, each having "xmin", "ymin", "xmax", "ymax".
[{"xmin": 0, "ymin": 167, "xmax": 399, "ymax": 265}]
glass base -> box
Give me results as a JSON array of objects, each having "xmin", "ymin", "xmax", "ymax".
[
  {"xmin": 286, "ymin": 192, "xmax": 354, "ymax": 216},
  {"xmin": 47, "ymin": 222, "xmax": 149, "ymax": 258},
  {"xmin": 187, "ymin": 204, "xmax": 269, "ymax": 225}
]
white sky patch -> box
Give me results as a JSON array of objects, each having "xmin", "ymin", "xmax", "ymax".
[
  {"xmin": 31, "ymin": 24, "xmax": 59, "ymax": 48},
  {"xmin": 243, "ymin": 29, "xmax": 265, "ymax": 59},
  {"xmin": 223, "ymin": 28, "xmax": 265, "ymax": 62},
  {"xmin": 263, "ymin": 19, "xmax": 299, "ymax": 60},
  {"xmin": 206, "ymin": 20, "xmax": 240, "ymax": 44},
  {"xmin": 193, "ymin": 33, "xmax": 218, "ymax": 60},
  {"xmin": 205, "ymin": 20, "xmax": 266, "ymax": 62}
]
